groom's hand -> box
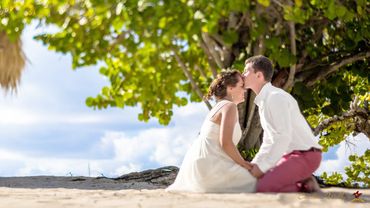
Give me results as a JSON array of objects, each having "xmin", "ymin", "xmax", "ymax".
[{"xmin": 250, "ymin": 164, "xmax": 264, "ymax": 178}]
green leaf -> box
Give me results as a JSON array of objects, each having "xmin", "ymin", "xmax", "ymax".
[
  {"xmin": 265, "ymin": 37, "xmax": 280, "ymax": 50},
  {"xmin": 295, "ymin": 0, "xmax": 302, "ymax": 7},
  {"xmin": 257, "ymin": 0, "xmax": 270, "ymax": 7},
  {"xmin": 222, "ymin": 30, "xmax": 238, "ymax": 45},
  {"xmin": 112, "ymin": 18, "xmax": 124, "ymax": 31},
  {"xmin": 349, "ymin": 155, "xmax": 356, "ymax": 161},
  {"xmin": 326, "ymin": 2, "xmax": 337, "ymax": 20},
  {"xmin": 85, "ymin": 97, "xmax": 94, "ymax": 107},
  {"xmin": 335, "ymin": 5, "xmax": 347, "ymax": 18},
  {"xmin": 159, "ymin": 17, "xmax": 167, "ymax": 29}
]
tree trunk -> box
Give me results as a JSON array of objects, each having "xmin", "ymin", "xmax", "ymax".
[{"xmin": 237, "ymin": 90, "xmax": 263, "ymax": 161}]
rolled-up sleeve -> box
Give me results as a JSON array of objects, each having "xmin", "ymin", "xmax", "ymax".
[{"xmin": 252, "ymin": 94, "xmax": 293, "ymax": 173}]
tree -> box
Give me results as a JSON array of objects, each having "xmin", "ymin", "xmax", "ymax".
[{"xmin": 1, "ymin": 0, "xmax": 369, "ymax": 187}]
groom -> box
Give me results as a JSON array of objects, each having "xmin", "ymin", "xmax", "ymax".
[{"xmin": 242, "ymin": 55, "xmax": 322, "ymax": 192}]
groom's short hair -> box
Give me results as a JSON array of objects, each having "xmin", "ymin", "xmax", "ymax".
[{"xmin": 244, "ymin": 55, "xmax": 273, "ymax": 82}]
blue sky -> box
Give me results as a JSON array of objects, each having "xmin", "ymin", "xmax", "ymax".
[{"xmin": 0, "ymin": 24, "xmax": 368, "ymax": 178}]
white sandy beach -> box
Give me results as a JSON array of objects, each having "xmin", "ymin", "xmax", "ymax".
[{"xmin": 0, "ymin": 176, "xmax": 368, "ymax": 208}]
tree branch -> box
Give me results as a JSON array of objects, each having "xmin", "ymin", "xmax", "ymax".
[
  {"xmin": 194, "ymin": 64, "xmax": 207, "ymax": 79},
  {"xmin": 205, "ymin": 33, "xmax": 232, "ymax": 69},
  {"xmin": 210, "ymin": 33, "xmax": 227, "ymax": 47},
  {"xmin": 201, "ymin": 32, "xmax": 224, "ymax": 69},
  {"xmin": 271, "ymin": 0, "xmax": 283, "ymax": 7},
  {"xmin": 297, "ymin": 48, "xmax": 356, "ymax": 74},
  {"xmin": 107, "ymin": 32, "xmax": 127, "ymax": 52},
  {"xmin": 313, "ymin": 97, "xmax": 369, "ymax": 137},
  {"xmin": 253, "ymin": 4, "xmax": 265, "ymax": 55},
  {"xmin": 283, "ymin": 21, "xmax": 297, "ymax": 91},
  {"xmin": 199, "ymin": 38, "xmax": 218, "ymax": 78},
  {"xmin": 171, "ymin": 46, "xmax": 212, "ymax": 110},
  {"xmin": 267, "ymin": 2, "xmax": 284, "ymax": 36},
  {"xmin": 235, "ymin": 11, "xmax": 249, "ymax": 30},
  {"xmin": 295, "ymin": 19, "xmax": 328, "ymax": 72},
  {"xmin": 296, "ymin": 51, "xmax": 370, "ymax": 86},
  {"xmin": 253, "ymin": 36, "xmax": 265, "ymax": 55},
  {"xmin": 206, "ymin": 33, "xmax": 233, "ymax": 68}
]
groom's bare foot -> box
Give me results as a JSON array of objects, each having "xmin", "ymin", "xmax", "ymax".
[{"xmin": 301, "ymin": 176, "xmax": 323, "ymax": 194}]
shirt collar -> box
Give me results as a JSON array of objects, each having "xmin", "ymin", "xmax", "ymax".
[{"xmin": 254, "ymin": 82, "xmax": 272, "ymax": 107}]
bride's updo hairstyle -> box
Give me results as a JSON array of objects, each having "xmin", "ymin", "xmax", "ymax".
[{"xmin": 205, "ymin": 69, "xmax": 242, "ymax": 100}]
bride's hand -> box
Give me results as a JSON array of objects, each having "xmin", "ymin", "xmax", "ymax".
[
  {"xmin": 249, "ymin": 164, "xmax": 264, "ymax": 178},
  {"xmin": 241, "ymin": 161, "xmax": 253, "ymax": 170}
]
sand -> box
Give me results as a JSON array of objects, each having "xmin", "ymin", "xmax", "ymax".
[{"xmin": 0, "ymin": 176, "xmax": 368, "ymax": 208}]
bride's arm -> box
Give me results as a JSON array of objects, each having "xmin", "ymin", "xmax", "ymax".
[{"xmin": 219, "ymin": 103, "xmax": 252, "ymax": 170}]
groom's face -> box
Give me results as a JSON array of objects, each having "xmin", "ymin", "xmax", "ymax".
[{"xmin": 243, "ymin": 63, "xmax": 257, "ymax": 89}]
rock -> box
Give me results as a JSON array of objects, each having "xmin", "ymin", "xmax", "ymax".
[
  {"xmin": 0, "ymin": 166, "xmax": 179, "ymax": 190},
  {"xmin": 113, "ymin": 166, "xmax": 179, "ymax": 188}
]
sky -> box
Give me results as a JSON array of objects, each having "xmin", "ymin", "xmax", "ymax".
[{"xmin": 0, "ymin": 24, "xmax": 368, "ymax": 178}]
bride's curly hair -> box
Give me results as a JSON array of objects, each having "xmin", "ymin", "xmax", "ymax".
[{"xmin": 204, "ymin": 69, "xmax": 242, "ymax": 100}]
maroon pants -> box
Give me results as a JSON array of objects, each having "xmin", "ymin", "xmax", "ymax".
[{"xmin": 256, "ymin": 150, "xmax": 322, "ymax": 192}]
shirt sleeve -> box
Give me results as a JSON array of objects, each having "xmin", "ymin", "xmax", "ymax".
[{"xmin": 252, "ymin": 93, "xmax": 293, "ymax": 173}]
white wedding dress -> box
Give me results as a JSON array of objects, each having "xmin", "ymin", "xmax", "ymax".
[{"xmin": 166, "ymin": 100, "xmax": 256, "ymax": 193}]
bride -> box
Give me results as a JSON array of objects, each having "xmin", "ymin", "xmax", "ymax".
[{"xmin": 166, "ymin": 70, "xmax": 257, "ymax": 193}]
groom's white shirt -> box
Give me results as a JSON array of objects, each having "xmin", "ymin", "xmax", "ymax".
[{"xmin": 251, "ymin": 82, "xmax": 322, "ymax": 173}]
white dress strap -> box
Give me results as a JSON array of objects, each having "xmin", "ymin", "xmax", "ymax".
[{"xmin": 207, "ymin": 100, "xmax": 231, "ymax": 120}]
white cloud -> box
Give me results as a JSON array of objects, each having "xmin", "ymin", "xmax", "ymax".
[
  {"xmin": 0, "ymin": 108, "xmax": 108, "ymax": 125},
  {"xmin": 94, "ymin": 102, "xmax": 209, "ymax": 169},
  {"xmin": 103, "ymin": 128, "xmax": 192, "ymax": 166},
  {"xmin": 0, "ymin": 149, "xmax": 25, "ymax": 160},
  {"xmin": 0, "ymin": 150, "xmax": 142, "ymax": 177},
  {"xmin": 315, "ymin": 133, "xmax": 370, "ymax": 176},
  {"xmin": 0, "ymin": 102, "xmax": 208, "ymax": 177}
]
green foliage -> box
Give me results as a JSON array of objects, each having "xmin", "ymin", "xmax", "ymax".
[
  {"xmin": 296, "ymin": 65, "xmax": 369, "ymax": 151},
  {"xmin": 0, "ymin": 0, "xmax": 44, "ymax": 41},
  {"xmin": 2, "ymin": 0, "xmax": 368, "ymax": 125},
  {"xmin": 345, "ymin": 149, "xmax": 370, "ymax": 188},
  {"xmin": 320, "ymin": 172, "xmax": 343, "ymax": 185},
  {"xmin": 318, "ymin": 121, "xmax": 354, "ymax": 152},
  {"xmin": 321, "ymin": 149, "xmax": 370, "ymax": 188},
  {"xmin": 238, "ymin": 145, "xmax": 259, "ymax": 161},
  {"xmin": 257, "ymin": 0, "xmax": 270, "ymax": 7}
]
